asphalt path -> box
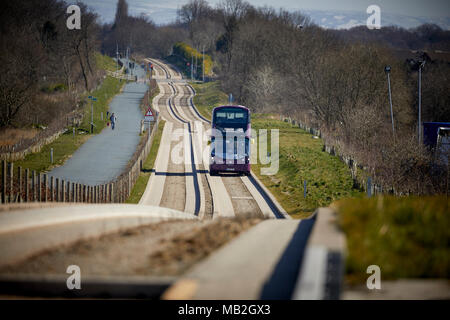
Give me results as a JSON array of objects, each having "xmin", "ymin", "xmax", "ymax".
[{"xmin": 49, "ymin": 61, "xmax": 147, "ymax": 185}]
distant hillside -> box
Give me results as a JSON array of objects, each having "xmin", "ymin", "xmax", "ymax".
[
  {"xmin": 331, "ymin": 24, "xmax": 450, "ymax": 53},
  {"xmin": 303, "ymin": 9, "xmax": 450, "ymax": 30}
]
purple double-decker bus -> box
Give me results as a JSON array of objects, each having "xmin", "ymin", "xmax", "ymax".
[{"xmin": 209, "ymin": 105, "xmax": 251, "ymax": 176}]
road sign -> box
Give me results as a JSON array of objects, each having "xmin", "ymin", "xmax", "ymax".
[{"xmin": 144, "ymin": 107, "xmax": 154, "ymax": 122}]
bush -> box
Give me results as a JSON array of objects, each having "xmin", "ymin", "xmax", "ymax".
[
  {"xmin": 334, "ymin": 196, "xmax": 450, "ymax": 283},
  {"xmin": 173, "ymin": 42, "xmax": 213, "ymax": 75}
]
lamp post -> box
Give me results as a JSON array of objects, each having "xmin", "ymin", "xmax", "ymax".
[
  {"xmin": 116, "ymin": 43, "xmax": 119, "ymax": 74},
  {"xmin": 418, "ymin": 60, "xmax": 426, "ymax": 144},
  {"xmin": 88, "ymin": 96, "xmax": 97, "ymax": 134},
  {"xmin": 384, "ymin": 65, "xmax": 395, "ymax": 137},
  {"xmin": 202, "ymin": 45, "xmax": 205, "ymax": 82}
]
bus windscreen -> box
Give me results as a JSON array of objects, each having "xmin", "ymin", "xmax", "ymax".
[{"xmin": 213, "ymin": 107, "xmax": 248, "ymax": 126}]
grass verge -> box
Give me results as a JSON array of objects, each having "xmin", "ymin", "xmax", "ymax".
[
  {"xmin": 332, "ymin": 196, "xmax": 450, "ymax": 283},
  {"xmin": 190, "ymin": 81, "xmax": 228, "ymax": 120},
  {"xmin": 251, "ymin": 114, "xmax": 362, "ymax": 218},
  {"xmin": 126, "ymin": 121, "xmax": 166, "ymax": 203},
  {"xmin": 15, "ymin": 54, "xmax": 125, "ymax": 172},
  {"xmin": 95, "ymin": 52, "xmax": 118, "ymax": 72}
]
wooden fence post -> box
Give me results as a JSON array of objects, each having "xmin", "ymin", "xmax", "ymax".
[
  {"xmin": 1, "ymin": 160, "xmax": 6, "ymax": 203},
  {"xmin": 9, "ymin": 162, "xmax": 13, "ymax": 203},
  {"xmin": 44, "ymin": 174, "xmax": 47, "ymax": 202},
  {"xmin": 37, "ymin": 173, "xmax": 41, "ymax": 202},
  {"xmin": 50, "ymin": 176, "xmax": 54, "ymax": 202},
  {"xmin": 32, "ymin": 170, "xmax": 36, "ymax": 202},
  {"xmin": 18, "ymin": 166, "xmax": 22, "ymax": 203},
  {"xmin": 72, "ymin": 182, "xmax": 75, "ymax": 202},
  {"xmin": 62, "ymin": 180, "xmax": 66, "ymax": 202},
  {"xmin": 55, "ymin": 178, "xmax": 59, "ymax": 202},
  {"xmin": 111, "ymin": 183, "xmax": 114, "ymax": 203},
  {"xmin": 67, "ymin": 181, "xmax": 71, "ymax": 202},
  {"xmin": 25, "ymin": 169, "xmax": 29, "ymax": 202}
]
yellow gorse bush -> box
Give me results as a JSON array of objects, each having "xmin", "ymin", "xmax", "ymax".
[{"xmin": 173, "ymin": 42, "xmax": 213, "ymax": 75}]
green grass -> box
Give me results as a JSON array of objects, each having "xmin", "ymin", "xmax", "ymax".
[
  {"xmin": 333, "ymin": 196, "xmax": 450, "ymax": 283},
  {"xmin": 95, "ymin": 52, "xmax": 118, "ymax": 72},
  {"xmin": 191, "ymin": 81, "xmax": 228, "ymax": 120},
  {"xmin": 127, "ymin": 121, "xmax": 166, "ymax": 203},
  {"xmin": 252, "ymin": 114, "xmax": 362, "ymax": 218},
  {"xmin": 14, "ymin": 131, "xmax": 90, "ymax": 172},
  {"xmin": 15, "ymin": 54, "xmax": 125, "ymax": 172},
  {"xmin": 79, "ymin": 76, "xmax": 124, "ymax": 134}
]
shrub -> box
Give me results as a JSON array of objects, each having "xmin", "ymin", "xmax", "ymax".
[{"xmin": 173, "ymin": 42, "xmax": 213, "ymax": 75}]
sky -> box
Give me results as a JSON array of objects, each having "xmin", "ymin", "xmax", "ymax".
[{"xmin": 78, "ymin": 0, "xmax": 450, "ymax": 29}]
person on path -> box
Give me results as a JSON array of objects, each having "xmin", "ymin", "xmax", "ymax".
[{"xmin": 110, "ymin": 113, "xmax": 117, "ymax": 130}]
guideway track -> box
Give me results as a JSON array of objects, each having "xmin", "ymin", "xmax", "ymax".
[{"xmin": 142, "ymin": 59, "xmax": 288, "ymax": 219}]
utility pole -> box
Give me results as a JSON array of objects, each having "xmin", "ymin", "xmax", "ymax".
[
  {"xmin": 385, "ymin": 66, "xmax": 395, "ymax": 137},
  {"xmin": 195, "ymin": 52, "xmax": 198, "ymax": 79},
  {"xmin": 90, "ymin": 99, "xmax": 93, "ymax": 134},
  {"xmin": 126, "ymin": 47, "xmax": 129, "ymax": 75},
  {"xmin": 191, "ymin": 56, "xmax": 193, "ymax": 80},
  {"xmin": 116, "ymin": 43, "xmax": 119, "ymax": 74},
  {"xmin": 418, "ymin": 61, "xmax": 425, "ymax": 144},
  {"xmin": 88, "ymin": 96, "xmax": 97, "ymax": 134},
  {"xmin": 202, "ymin": 46, "xmax": 205, "ymax": 82}
]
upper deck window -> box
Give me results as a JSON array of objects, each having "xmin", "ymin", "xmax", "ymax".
[{"xmin": 213, "ymin": 107, "xmax": 248, "ymax": 125}]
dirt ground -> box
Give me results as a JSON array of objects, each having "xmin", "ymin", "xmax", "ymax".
[{"xmin": 0, "ymin": 218, "xmax": 261, "ymax": 277}]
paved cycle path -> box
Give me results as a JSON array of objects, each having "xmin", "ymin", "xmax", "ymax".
[{"xmin": 49, "ymin": 63, "xmax": 148, "ymax": 185}]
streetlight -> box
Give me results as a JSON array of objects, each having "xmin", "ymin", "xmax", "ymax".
[
  {"xmin": 418, "ymin": 60, "xmax": 426, "ymax": 144},
  {"xmin": 202, "ymin": 45, "xmax": 205, "ymax": 82},
  {"xmin": 88, "ymin": 96, "xmax": 97, "ymax": 134},
  {"xmin": 191, "ymin": 55, "xmax": 194, "ymax": 80},
  {"xmin": 384, "ymin": 65, "xmax": 395, "ymax": 137},
  {"xmin": 116, "ymin": 43, "xmax": 119, "ymax": 74}
]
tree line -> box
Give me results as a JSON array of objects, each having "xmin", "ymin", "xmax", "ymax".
[
  {"xmin": 2, "ymin": 0, "xmax": 448, "ymax": 194},
  {"xmin": 174, "ymin": 0, "xmax": 449, "ymax": 194},
  {"xmin": 0, "ymin": 0, "xmax": 101, "ymax": 128}
]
